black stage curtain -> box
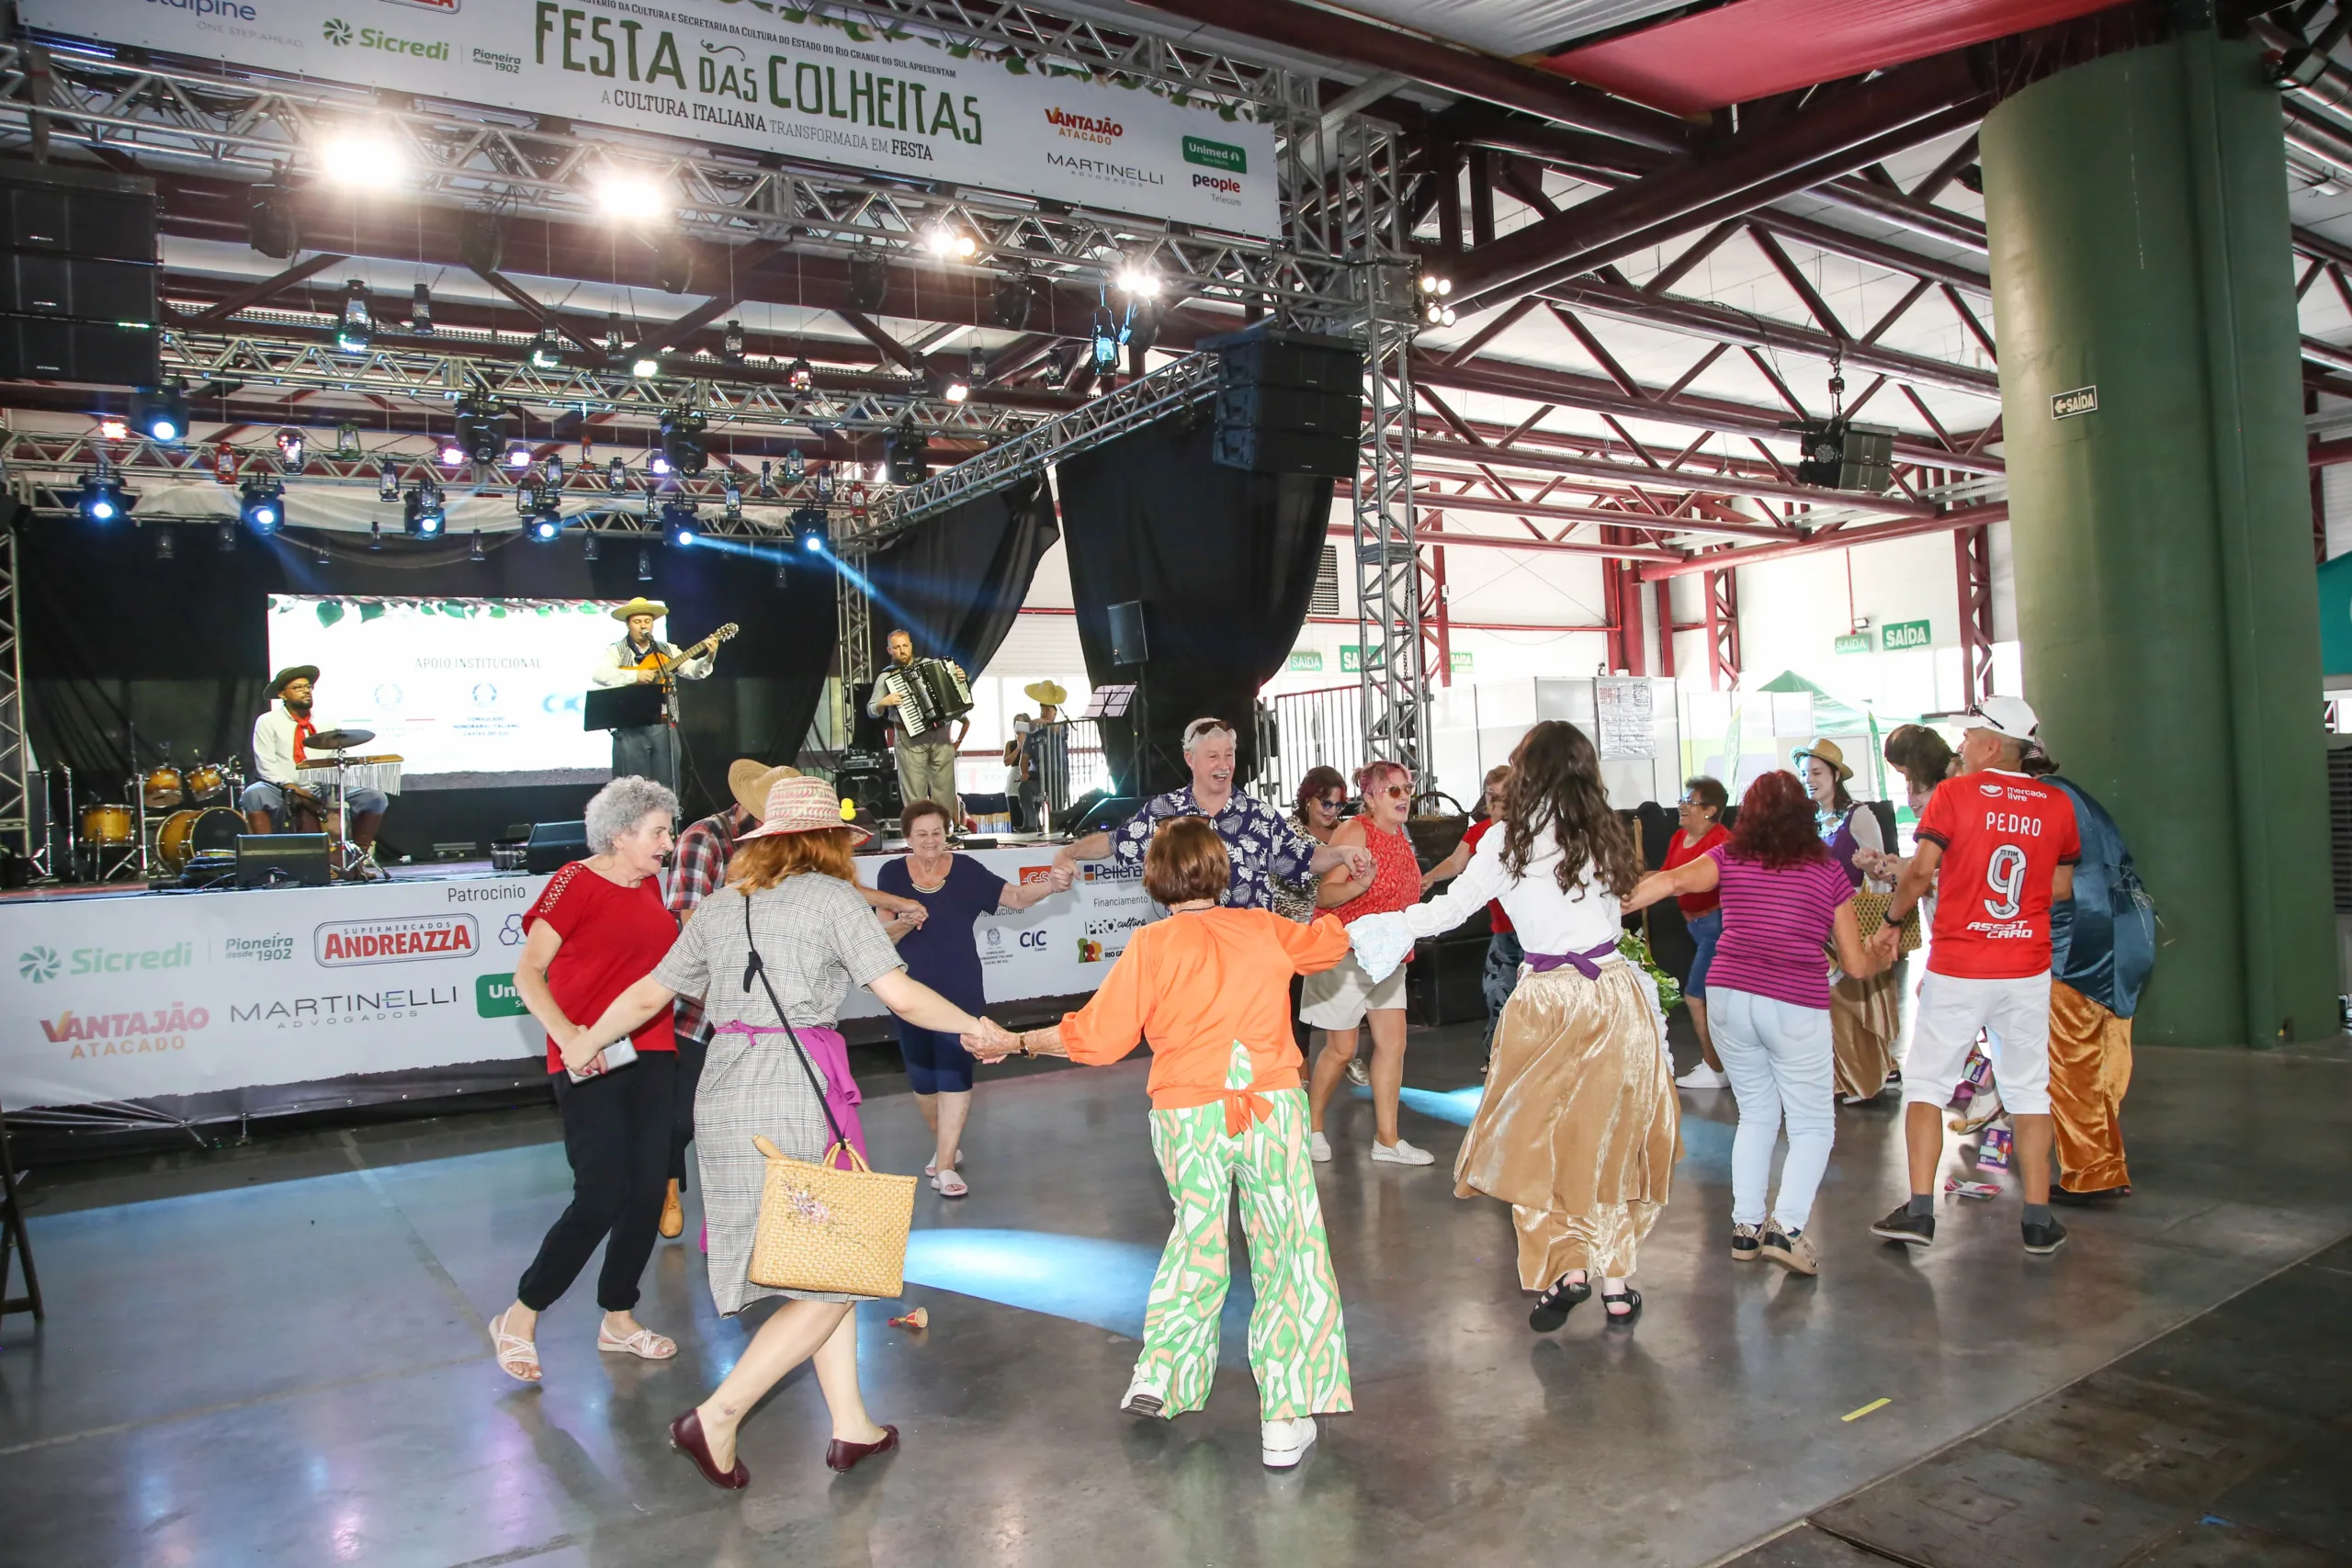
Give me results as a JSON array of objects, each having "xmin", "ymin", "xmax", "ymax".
[
  {"xmin": 851, "ymin": 476, "xmax": 1059, "ymax": 749},
  {"xmin": 1056, "ymin": 417, "xmax": 1333, "ymax": 795},
  {"xmin": 12, "ymin": 518, "xmax": 836, "ymax": 847}
]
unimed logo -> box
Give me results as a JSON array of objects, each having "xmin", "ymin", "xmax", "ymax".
[
  {"xmin": 476, "ymin": 973, "xmax": 528, "ymax": 1018},
  {"xmin": 314, "ymin": 915, "xmax": 480, "ymax": 966}
]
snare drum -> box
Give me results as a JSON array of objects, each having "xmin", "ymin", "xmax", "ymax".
[
  {"xmin": 81, "ymin": 803, "xmax": 135, "ymax": 845},
  {"xmin": 185, "ymin": 762, "xmax": 228, "ymax": 803},
  {"xmin": 159, "ymin": 807, "xmax": 243, "ymax": 873},
  {"xmin": 141, "ymin": 766, "xmax": 184, "ymax": 810}
]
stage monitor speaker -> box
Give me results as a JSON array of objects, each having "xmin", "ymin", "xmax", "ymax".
[
  {"xmin": 526, "ymin": 819, "xmax": 590, "ymax": 874},
  {"xmin": 1211, "ymin": 425, "xmax": 1358, "ymax": 479},
  {"xmin": 235, "ymin": 833, "xmax": 331, "ymax": 888},
  {"xmin": 0, "ymin": 316, "xmax": 160, "ymax": 386},
  {"xmin": 1069, "ymin": 794, "xmax": 1144, "ymax": 838},
  {"xmin": 1108, "ymin": 600, "xmax": 1148, "ymax": 666}
]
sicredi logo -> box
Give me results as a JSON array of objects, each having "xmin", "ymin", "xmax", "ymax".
[
  {"xmin": 144, "ymin": 0, "xmax": 259, "ymax": 18},
  {"xmin": 18, "ymin": 947, "xmax": 58, "ymax": 984},
  {"xmin": 314, "ymin": 915, "xmax": 480, "ymax": 966},
  {"xmin": 22, "ymin": 942, "xmax": 196, "ymax": 982},
  {"xmin": 322, "ymin": 17, "xmax": 450, "ymax": 57}
]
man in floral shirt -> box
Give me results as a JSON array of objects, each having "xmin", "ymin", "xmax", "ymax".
[{"xmin": 1054, "ymin": 718, "xmax": 1373, "ymax": 907}]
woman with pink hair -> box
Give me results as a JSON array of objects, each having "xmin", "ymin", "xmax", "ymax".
[{"xmin": 1306, "ymin": 760, "xmax": 1436, "ymax": 1166}]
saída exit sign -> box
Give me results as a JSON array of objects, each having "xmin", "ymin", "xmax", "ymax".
[{"xmin": 1880, "ymin": 619, "xmax": 1931, "ymax": 652}]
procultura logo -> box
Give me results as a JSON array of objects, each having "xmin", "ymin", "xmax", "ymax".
[
  {"xmin": 323, "ymin": 17, "xmax": 353, "ymax": 43},
  {"xmin": 19, "ymin": 947, "xmax": 58, "ymax": 984}
]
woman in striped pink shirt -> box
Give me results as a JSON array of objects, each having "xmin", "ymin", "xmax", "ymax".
[{"xmin": 1626, "ymin": 771, "xmax": 1888, "ymax": 1277}]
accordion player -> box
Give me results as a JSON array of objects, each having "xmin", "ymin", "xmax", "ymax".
[
  {"xmin": 867, "ymin": 632, "xmax": 974, "ymax": 814},
  {"xmin": 879, "ymin": 659, "xmax": 975, "ymax": 736}
]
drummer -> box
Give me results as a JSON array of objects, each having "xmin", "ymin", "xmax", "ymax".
[{"xmin": 240, "ymin": 665, "xmax": 389, "ymax": 854}]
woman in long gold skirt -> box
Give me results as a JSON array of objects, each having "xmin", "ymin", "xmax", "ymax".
[{"xmin": 1829, "ymin": 962, "xmax": 1901, "ymax": 1102}]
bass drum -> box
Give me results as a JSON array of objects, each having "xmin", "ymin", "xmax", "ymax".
[
  {"xmin": 141, "ymin": 767, "xmax": 184, "ymax": 810},
  {"xmin": 80, "ymin": 803, "xmax": 135, "ymax": 846},
  {"xmin": 159, "ymin": 807, "xmax": 244, "ymax": 873},
  {"xmin": 185, "ymin": 762, "xmax": 229, "ymax": 803}
]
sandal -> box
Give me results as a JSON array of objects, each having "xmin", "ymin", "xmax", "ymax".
[
  {"xmin": 597, "ymin": 1324, "xmax": 679, "ymax": 1360},
  {"xmin": 923, "ymin": 1149, "xmax": 966, "ymax": 1179},
  {"xmin": 932, "ymin": 1168, "xmax": 970, "ymax": 1199},
  {"xmin": 491, "ymin": 1308, "xmax": 541, "ymax": 1383},
  {"xmin": 1529, "ymin": 1273, "xmax": 1591, "ymax": 1333},
  {"xmin": 1601, "ymin": 1287, "xmax": 1644, "ymax": 1326}
]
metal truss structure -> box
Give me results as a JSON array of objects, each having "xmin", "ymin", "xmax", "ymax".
[
  {"xmin": 1354, "ymin": 265, "xmax": 1427, "ymax": 780},
  {"xmin": 0, "ymin": 531, "xmax": 28, "ymax": 873}
]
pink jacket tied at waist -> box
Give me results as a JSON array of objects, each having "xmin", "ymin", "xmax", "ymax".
[{"xmin": 713, "ymin": 1020, "xmax": 869, "ymax": 1169}]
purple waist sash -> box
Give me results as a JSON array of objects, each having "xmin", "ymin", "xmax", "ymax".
[
  {"xmin": 713, "ymin": 1020, "xmax": 868, "ymax": 1169},
  {"xmin": 1521, "ymin": 939, "xmax": 1623, "ymax": 980}
]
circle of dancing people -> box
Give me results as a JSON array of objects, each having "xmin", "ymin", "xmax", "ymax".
[{"xmin": 484, "ymin": 696, "xmax": 2148, "ymax": 1487}]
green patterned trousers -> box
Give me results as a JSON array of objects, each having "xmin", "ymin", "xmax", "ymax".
[{"xmin": 1136, "ymin": 1041, "xmax": 1353, "ymax": 1421}]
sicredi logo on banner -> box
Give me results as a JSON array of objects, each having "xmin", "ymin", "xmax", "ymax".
[
  {"xmin": 19, "ymin": 942, "xmax": 195, "ymax": 984},
  {"xmin": 322, "ymin": 17, "xmax": 449, "ymax": 57},
  {"xmin": 315, "ymin": 915, "xmax": 481, "ymax": 966}
]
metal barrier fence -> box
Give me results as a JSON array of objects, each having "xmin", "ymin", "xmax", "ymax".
[
  {"xmin": 1023, "ymin": 718, "xmax": 1116, "ymax": 829},
  {"xmin": 1262, "ymin": 685, "xmax": 1367, "ymax": 808}
]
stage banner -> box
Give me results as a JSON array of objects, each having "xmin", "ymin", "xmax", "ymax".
[
  {"xmin": 19, "ymin": 0, "xmax": 1282, "ymax": 237},
  {"xmin": 0, "ymin": 850, "xmax": 1129, "ymax": 1110}
]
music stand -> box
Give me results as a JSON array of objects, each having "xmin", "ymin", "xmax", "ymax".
[
  {"xmin": 583, "ymin": 684, "xmax": 678, "ymax": 798},
  {"xmin": 1082, "ymin": 684, "xmax": 1143, "ymax": 801}
]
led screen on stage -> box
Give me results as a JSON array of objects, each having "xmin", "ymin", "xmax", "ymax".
[{"xmin": 266, "ymin": 596, "xmax": 639, "ymax": 786}]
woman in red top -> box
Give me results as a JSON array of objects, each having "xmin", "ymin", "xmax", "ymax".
[
  {"xmin": 1660, "ymin": 777, "xmax": 1732, "ymax": 1089},
  {"xmin": 1305, "ymin": 760, "xmax": 1434, "ymax": 1167},
  {"xmin": 489, "ymin": 776, "xmax": 684, "ymax": 1383}
]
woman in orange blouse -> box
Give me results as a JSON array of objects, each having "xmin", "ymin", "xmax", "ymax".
[{"xmin": 968, "ymin": 816, "xmax": 1353, "ymax": 1471}]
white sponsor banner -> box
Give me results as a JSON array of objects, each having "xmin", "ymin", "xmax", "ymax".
[
  {"xmin": 22, "ymin": 0, "xmax": 1281, "ymax": 236},
  {"xmin": 0, "ymin": 849, "xmax": 1119, "ymax": 1109}
]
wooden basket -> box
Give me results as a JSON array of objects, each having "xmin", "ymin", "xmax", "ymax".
[{"xmin": 746, "ymin": 1136, "xmax": 916, "ymax": 1299}]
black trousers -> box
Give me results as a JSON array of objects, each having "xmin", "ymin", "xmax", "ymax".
[
  {"xmin": 667, "ymin": 1030, "xmax": 708, "ymax": 1187},
  {"xmin": 517, "ymin": 1050, "xmax": 676, "ymax": 1314}
]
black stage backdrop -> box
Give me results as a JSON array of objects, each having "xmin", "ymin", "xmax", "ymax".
[
  {"xmin": 850, "ymin": 477, "xmax": 1060, "ymax": 750},
  {"xmin": 1056, "ymin": 416, "xmax": 1333, "ymax": 795},
  {"xmin": 13, "ymin": 516, "xmax": 836, "ymax": 851}
]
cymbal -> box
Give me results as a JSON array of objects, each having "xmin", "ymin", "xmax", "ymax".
[
  {"xmin": 306, "ymin": 728, "xmax": 376, "ymax": 751},
  {"xmin": 298, "ymin": 753, "xmax": 402, "ymax": 769}
]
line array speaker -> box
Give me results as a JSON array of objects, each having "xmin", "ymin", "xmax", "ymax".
[
  {"xmin": 0, "ymin": 160, "xmax": 159, "ymax": 389},
  {"xmin": 1202, "ymin": 323, "xmax": 1363, "ymax": 479}
]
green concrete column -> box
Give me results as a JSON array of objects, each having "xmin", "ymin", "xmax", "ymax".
[{"xmin": 1984, "ymin": 28, "xmax": 2334, "ymax": 1045}]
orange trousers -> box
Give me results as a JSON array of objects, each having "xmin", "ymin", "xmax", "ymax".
[{"xmin": 2047, "ymin": 979, "xmax": 2132, "ymax": 1192}]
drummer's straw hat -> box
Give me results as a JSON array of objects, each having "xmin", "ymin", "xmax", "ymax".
[
  {"xmin": 1023, "ymin": 679, "xmax": 1069, "ymax": 706},
  {"xmin": 1792, "ymin": 738, "xmax": 1853, "ymax": 781},
  {"xmin": 727, "ymin": 758, "xmax": 801, "ymax": 820},
  {"xmin": 610, "ymin": 597, "xmax": 668, "ymax": 621},
  {"xmin": 738, "ymin": 774, "xmax": 874, "ymax": 848}
]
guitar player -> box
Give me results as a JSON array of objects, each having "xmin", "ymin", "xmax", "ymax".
[
  {"xmin": 589, "ymin": 597, "xmax": 721, "ymax": 792},
  {"xmin": 866, "ymin": 627, "xmax": 969, "ymax": 817}
]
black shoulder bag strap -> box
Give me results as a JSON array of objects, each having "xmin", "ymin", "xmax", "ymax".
[{"xmin": 740, "ymin": 891, "xmax": 852, "ymax": 1156}]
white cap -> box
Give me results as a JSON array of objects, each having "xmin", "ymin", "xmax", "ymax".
[{"xmin": 1965, "ymin": 694, "xmax": 2040, "ymax": 741}]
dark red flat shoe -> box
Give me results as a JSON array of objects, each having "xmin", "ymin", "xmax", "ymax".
[
  {"xmin": 670, "ymin": 1408, "xmax": 750, "ymax": 1491},
  {"xmin": 825, "ymin": 1424, "xmax": 899, "ymax": 1473}
]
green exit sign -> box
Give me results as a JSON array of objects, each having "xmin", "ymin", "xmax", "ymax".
[
  {"xmin": 1833, "ymin": 633, "xmax": 1871, "ymax": 655},
  {"xmin": 1288, "ymin": 649, "xmax": 1324, "ymax": 672},
  {"xmin": 1881, "ymin": 619, "xmax": 1932, "ymax": 651}
]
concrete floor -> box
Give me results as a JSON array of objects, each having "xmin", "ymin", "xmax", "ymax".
[{"xmin": 3, "ymin": 1018, "xmax": 2348, "ymax": 1568}]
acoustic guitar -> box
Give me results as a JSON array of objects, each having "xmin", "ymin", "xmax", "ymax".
[{"xmin": 635, "ymin": 622, "xmax": 740, "ymax": 684}]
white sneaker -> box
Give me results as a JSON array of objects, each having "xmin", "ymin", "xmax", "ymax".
[
  {"xmin": 1676, "ymin": 1063, "xmax": 1729, "ymax": 1089},
  {"xmin": 1261, "ymin": 1416, "xmax": 1318, "ymax": 1468},
  {"xmin": 1309, "ymin": 1131, "xmax": 1332, "ymax": 1164},
  {"xmin": 1120, "ymin": 1370, "xmax": 1166, "ymax": 1418},
  {"xmin": 1344, "ymin": 1058, "xmax": 1370, "ymax": 1087},
  {"xmin": 1370, "ymin": 1138, "xmax": 1434, "ymax": 1166}
]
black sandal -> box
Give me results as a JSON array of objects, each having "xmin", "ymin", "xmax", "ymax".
[
  {"xmin": 1600, "ymin": 1286, "xmax": 1643, "ymax": 1326},
  {"xmin": 1529, "ymin": 1274, "xmax": 1591, "ymax": 1332}
]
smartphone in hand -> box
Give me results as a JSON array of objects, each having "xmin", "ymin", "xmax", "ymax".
[{"xmin": 567, "ymin": 1039, "xmax": 640, "ymax": 1083}]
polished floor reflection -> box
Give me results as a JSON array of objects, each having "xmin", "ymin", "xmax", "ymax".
[{"xmin": 3, "ymin": 1022, "xmax": 2347, "ymax": 1568}]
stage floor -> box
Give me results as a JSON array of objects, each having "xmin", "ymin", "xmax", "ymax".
[{"xmin": 3, "ymin": 1022, "xmax": 2348, "ymax": 1568}]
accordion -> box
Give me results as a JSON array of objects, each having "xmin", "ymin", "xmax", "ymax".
[{"xmin": 881, "ymin": 659, "xmax": 974, "ymax": 735}]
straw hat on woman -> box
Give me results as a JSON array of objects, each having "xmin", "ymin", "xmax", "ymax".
[{"xmin": 570, "ymin": 775, "xmax": 1007, "ymax": 1488}]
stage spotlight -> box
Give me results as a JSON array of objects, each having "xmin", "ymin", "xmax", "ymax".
[
  {"xmin": 885, "ymin": 428, "xmax": 929, "ymax": 485},
  {"xmin": 277, "ymin": 427, "xmax": 306, "ymax": 468},
  {"xmin": 411, "ymin": 281, "xmax": 434, "ymax": 335},
  {"xmin": 526, "ymin": 502, "xmax": 564, "ymax": 542},
  {"xmin": 455, "ymin": 398, "xmax": 507, "ymax": 465},
  {"xmin": 97, "ymin": 415, "xmax": 129, "ymax": 442},
  {"xmin": 336, "ymin": 279, "xmax": 373, "ymax": 355},
  {"xmin": 722, "ymin": 477, "xmax": 742, "ymax": 518},
  {"xmin": 783, "ymin": 446, "xmax": 806, "ymax": 481},
  {"xmin": 1113, "ymin": 264, "xmax": 1161, "ymax": 298},
  {"xmin": 319, "ymin": 131, "xmax": 404, "ymax": 186},
  {"xmin": 503, "ymin": 445, "xmax": 533, "ymax": 471},
  {"xmin": 527, "ymin": 328, "xmax": 564, "ymax": 370},
  {"xmin": 637, "ymin": 547, "xmax": 653, "ymax": 582},
  {"xmin": 606, "ymin": 455, "xmax": 628, "ymax": 491},
  {"xmin": 132, "ymin": 385, "xmax": 189, "ymax": 444},
  {"xmin": 847, "ymin": 254, "xmax": 888, "ymax": 310},
  {"xmin": 659, "ymin": 409, "xmax": 707, "ymax": 475},
  {"xmin": 403, "ymin": 483, "xmax": 446, "ymax": 537},
  {"xmin": 791, "ymin": 505, "xmax": 828, "ymax": 553},
  {"xmin": 469, "ymin": 531, "xmax": 486, "ymax": 562},
  {"xmin": 239, "ymin": 477, "xmax": 284, "ymax": 534},
  {"xmin": 990, "ymin": 274, "xmax": 1035, "ymax": 331},
  {"xmin": 649, "ymin": 451, "xmax": 672, "ymax": 479},
  {"xmin": 722, "ymin": 319, "xmax": 746, "ymax": 362},
  {"xmin": 438, "ymin": 437, "xmax": 466, "ymax": 468},
  {"xmin": 632, "ymin": 356, "xmax": 662, "ymax": 379},
  {"xmin": 664, "ymin": 507, "xmax": 697, "ymax": 548},
  {"xmin": 79, "ymin": 471, "xmax": 133, "ymax": 523},
  {"xmin": 246, "ymin": 183, "xmax": 300, "ymax": 260},
  {"xmin": 379, "ymin": 462, "xmax": 401, "ymax": 502},
  {"xmin": 942, "ymin": 378, "xmax": 970, "ymax": 404},
  {"xmin": 154, "ymin": 526, "xmax": 175, "ymax": 561},
  {"xmin": 1419, "ymin": 272, "xmax": 1453, "ymax": 298},
  {"xmin": 603, "ymin": 314, "xmax": 628, "ymax": 357},
  {"xmin": 582, "ymin": 530, "xmax": 599, "ymax": 561},
  {"xmin": 922, "ymin": 222, "xmax": 978, "ymax": 260},
  {"xmin": 595, "ymin": 171, "xmax": 668, "ymax": 221}
]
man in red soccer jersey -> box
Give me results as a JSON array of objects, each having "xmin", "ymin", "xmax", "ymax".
[{"xmin": 1866, "ymin": 696, "xmax": 2080, "ymax": 1256}]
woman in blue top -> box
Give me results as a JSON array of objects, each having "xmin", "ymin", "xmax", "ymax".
[{"xmin": 874, "ymin": 798, "xmax": 1072, "ymax": 1196}]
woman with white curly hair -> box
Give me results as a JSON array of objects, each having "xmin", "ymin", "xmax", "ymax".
[{"xmin": 489, "ymin": 774, "xmax": 684, "ymax": 1384}]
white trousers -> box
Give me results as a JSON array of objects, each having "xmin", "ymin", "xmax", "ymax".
[
  {"xmin": 1707, "ymin": 987, "xmax": 1837, "ymax": 1231},
  {"xmin": 1900, "ymin": 969, "xmax": 2053, "ymax": 1117}
]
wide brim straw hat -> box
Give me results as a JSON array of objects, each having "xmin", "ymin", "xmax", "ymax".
[
  {"xmin": 1023, "ymin": 679, "xmax": 1069, "ymax": 706},
  {"xmin": 267, "ymin": 664, "xmax": 320, "ymax": 696},
  {"xmin": 738, "ymin": 774, "xmax": 874, "ymax": 847},
  {"xmin": 727, "ymin": 758, "xmax": 801, "ymax": 820},
  {"xmin": 610, "ymin": 597, "xmax": 668, "ymax": 620},
  {"xmin": 1792, "ymin": 738, "xmax": 1853, "ymax": 781}
]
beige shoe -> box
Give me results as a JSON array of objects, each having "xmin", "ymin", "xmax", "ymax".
[{"xmin": 1760, "ymin": 1224, "xmax": 1820, "ymax": 1276}]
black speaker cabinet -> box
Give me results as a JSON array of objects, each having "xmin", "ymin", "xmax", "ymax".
[
  {"xmin": 1108, "ymin": 600, "xmax": 1148, "ymax": 666},
  {"xmin": 235, "ymin": 833, "xmax": 332, "ymax": 889},
  {"xmin": 0, "ymin": 316, "xmax": 161, "ymax": 385},
  {"xmin": 1212, "ymin": 425, "xmax": 1359, "ymax": 479},
  {"xmin": 1214, "ymin": 382, "xmax": 1363, "ymax": 437},
  {"xmin": 0, "ymin": 161, "xmax": 158, "ymax": 262},
  {"xmin": 1205, "ymin": 324, "xmax": 1363, "ymax": 393},
  {"xmin": 526, "ymin": 819, "xmax": 590, "ymax": 874}
]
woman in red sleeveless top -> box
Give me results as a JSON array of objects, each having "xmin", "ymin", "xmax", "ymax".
[{"xmin": 1305, "ymin": 761, "xmax": 1438, "ymax": 1167}]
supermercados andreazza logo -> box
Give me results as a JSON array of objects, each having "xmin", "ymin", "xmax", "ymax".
[
  {"xmin": 1045, "ymin": 107, "xmax": 1122, "ymax": 144},
  {"xmin": 315, "ymin": 915, "xmax": 480, "ymax": 966},
  {"xmin": 19, "ymin": 941, "xmax": 195, "ymax": 983},
  {"xmin": 40, "ymin": 1003, "xmax": 209, "ymax": 1059},
  {"xmin": 322, "ymin": 17, "xmax": 450, "ymax": 57}
]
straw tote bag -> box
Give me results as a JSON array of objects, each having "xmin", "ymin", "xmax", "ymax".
[
  {"xmin": 1849, "ymin": 888, "xmax": 1923, "ymax": 956},
  {"xmin": 737, "ymin": 897, "xmax": 915, "ymax": 1299}
]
